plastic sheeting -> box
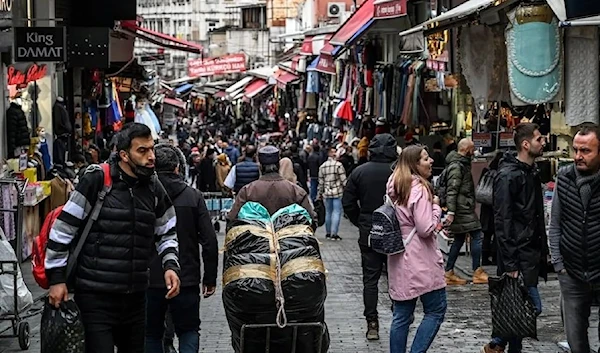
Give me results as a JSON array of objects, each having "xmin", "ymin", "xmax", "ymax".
[{"xmin": 223, "ymin": 202, "xmax": 329, "ymax": 353}]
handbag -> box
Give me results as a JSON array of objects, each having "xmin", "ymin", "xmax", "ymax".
[
  {"xmin": 476, "ymin": 169, "xmax": 496, "ymax": 206},
  {"xmin": 489, "ymin": 274, "xmax": 537, "ymax": 339}
]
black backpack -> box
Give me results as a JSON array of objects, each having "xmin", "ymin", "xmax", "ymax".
[{"xmin": 369, "ymin": 196, "xmax": 416, "ymax": 255}]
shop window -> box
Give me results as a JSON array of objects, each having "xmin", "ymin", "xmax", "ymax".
[{"xmin": 242, "ymin": 6, "xmax": 267, "ymax": 29}]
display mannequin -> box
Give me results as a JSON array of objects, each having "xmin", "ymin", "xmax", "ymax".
[
  {"xmin": 36, "ymin": 127, "xmax": 52, "ymax": 171},
  {"xmin": 6, "ymin": 98, "xmax": 31, "ymax": 158}
]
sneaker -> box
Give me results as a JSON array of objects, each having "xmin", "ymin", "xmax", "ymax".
[
  {"xmin": 163, "ymin": 341, "xmax": 177, "ymax": 353},
  {"xmin": 366, "ymin": 320, "xmax": 379, "ymax": 340},
  {"xmin": 325, "ymin": 234, "xmax": 331, "ymax": 240},
  {"xmin": 445, "ymin": 270, "xmax": 468, "ymax": 285},
  {"xmin": 481, "ymin": 343, "xmax": 504, "ymax": 353},
  {"xmin": 473, "ymin": 267, "xmax": 489, "ymax": 284},
  {"xmin": 331, "ymin": 234, "xmax": 342, "ymax": 241}
]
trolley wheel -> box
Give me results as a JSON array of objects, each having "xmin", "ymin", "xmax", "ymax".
[
  {"xmin": 214, "ymin": 221, "xmax": 221, "ymax": 233},
  {"xmin": 18, "ymin": 321, "xmax": 30, "ymax": 350}
]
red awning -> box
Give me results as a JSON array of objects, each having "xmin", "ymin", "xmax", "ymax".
[
  {"xmin": 121, "ymin": 21, "xmax": 203, "ymax": 54},
  {"xmin": 300, "ymin": 36, "xmax": 314, "ymax": 55},
  {"xmin": 315, "ymin": 54, "xmax": 336, "ymax": 75},
  {"xmin": 244, "ymin": 79, "xmax": 271, "ymax": 99},
  {"xmin": 163, "ymin": 97, "xmax": 187, "ymax": 110},
  {"xmin": 329, "ymin": 0, "xmax": 375, "ymax": 46},
  {"xmin": 276, "ymin": 72, "xmax": 300, "ymax": 89},
  {"xmin": 214, "ymin": 91, "xmax": 227, "ymax": 98}
]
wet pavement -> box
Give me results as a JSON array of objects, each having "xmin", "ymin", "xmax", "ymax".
[{"xmin": 1, "ymin": 217, "xmax": 597, "ymax": 352}]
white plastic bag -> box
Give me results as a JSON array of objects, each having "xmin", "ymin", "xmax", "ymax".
[{"xmin": 0, "ymin": 227, "xmax": 33, "ymax": 316}]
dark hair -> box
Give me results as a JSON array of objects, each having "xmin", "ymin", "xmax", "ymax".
[
  {"xmin": 72, "ymin": 153, "xmax": 86, "ymax": 164},
  {"xmin": 577, "ymin": 124, "xmax": 600, "ymax": 143},
  {"xmin": 261, "ymin": 163, "xmax": 279, "ymax": 174},
  {"xmin": 155, "ymin": 145, "xmax": 179, "ymax": 172},
  {"xmin": 116, "ymin": 123, "xmax": 153, "ymax": 152},
  {"xmin": 281, "ymin": 149, "xmax": 293, "ymax": 158},
  {"xmin": 433, "ymin": 141, "xmax": 442, "ymax": 150},
  {"xmin": 312, "ymin": 144, "xmax": 320, "ymax": 153},
  {"xmin": 245, "ymin": 145, "xmax": 257, "ymax": 158},
  {"xmin": 289, "ymin": 144, "xmax": 298, "ymax": 154},
  {"xmin": 514, "ymin": 123, "xmax": 540, "ymax": 152}
]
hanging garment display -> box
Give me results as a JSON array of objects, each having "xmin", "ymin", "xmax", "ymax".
[
  {"xmin": 459, "ymin": 25, "xmax": 494, "ymax": 131},
  {"xmin": 506, "ymin": 5, "xmax": 562, "ymax": 106},
  {"xmin": 564, "ymin": 27, "xmax": 600, "ymax": 126},
  {"xmin": 6, "ymin": 102, "xmax": 31, "ymax": 157},
  {"xmin": 134, "ymin": 103, "xmax": 160, "ymax": 140}
]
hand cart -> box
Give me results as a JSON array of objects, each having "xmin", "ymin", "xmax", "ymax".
[
  {"xmin": 203, "ymin": 191, "xmax": 234, "ymax": 233},
  {"xmin": 0, "ymin": 260, "xmax": 42, "ymax": 350},
  {"xmin": 239, "ymin": 322, "xmax": 326, "ymax": 353}
]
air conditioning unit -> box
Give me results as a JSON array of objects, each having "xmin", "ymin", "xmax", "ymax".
[{"xmin": 327, "ymin": 2, "xmax": 345, "ymax": 17}]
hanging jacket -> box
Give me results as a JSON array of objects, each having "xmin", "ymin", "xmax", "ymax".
[
  {"xmin": 52, "ymin": 101, "xmax": 72, "ymax": 136},
  {"xmin": 7, "ymin": 102, "xmax": 30, "ymax": 156}
]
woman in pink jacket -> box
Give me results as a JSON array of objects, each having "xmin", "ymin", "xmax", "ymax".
[{"xmin": 386, "ymin": 145, "xmax": 446, "ymax": 353}]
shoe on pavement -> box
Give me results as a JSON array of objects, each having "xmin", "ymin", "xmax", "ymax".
[
  {"xmin": 163, "ymin": 341, "xmax": 177, "ymax": 353},
  {"xmin": 331, "ymin": 234, "xmax": 342, "ymax": 241},
  {"xmin": 326, "ymin": 233, "xmax": 331, "ymax": 240},
  {"xmin": 473, "ymin": 267, "xmax": 489, "ymax": 284},
  {"xmin": 366, "ymin": 320, "xmax": 379, "ymax": 340},
  {"xmin": 481, "ymin": 343, "xmax": 504, "ymax": 353},
  {"xmin": 445, "ymin": 270, "xmax": 468, "ymax": 285}
]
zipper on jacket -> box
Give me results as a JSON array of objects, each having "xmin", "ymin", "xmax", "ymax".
[
  {"xmin": 128, "ymin": 187, "xmax": 135, "ymax": 294},
  {"xmin": 582, "ymin": 210, "xmax": 589, "ymax": 281}
]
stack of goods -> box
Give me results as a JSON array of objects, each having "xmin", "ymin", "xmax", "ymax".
[{"xmin": 223, "ymin": 202, "xmax": 329, "ymax": 353}]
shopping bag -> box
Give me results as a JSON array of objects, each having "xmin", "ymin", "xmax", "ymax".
[
  {"xmin": 314, "ymin": 199, "xmax": 326, "ymax": 227},
  {"xmin": 41, "ymin": 298, "xmax": 85, "ymax": 353},
  {"xmin": 0, "ymin": 227, "xmax": 33, "ymax": 316},
  {"xmin": 489, "ymin": 275, "xmax": 537, "ymax": 339},
  {"xmin": 476, "ymin": 169, "xmax": 496, "ymax": 205}
]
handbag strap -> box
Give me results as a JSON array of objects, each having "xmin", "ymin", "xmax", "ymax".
[{"xmin": 65, "ymin": 164, "xmax": 112, "ymax": 279}]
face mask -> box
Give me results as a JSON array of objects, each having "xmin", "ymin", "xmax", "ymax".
[{"xmin": 127, "ymin": 154, "xmax": 155, "ymax": 179}]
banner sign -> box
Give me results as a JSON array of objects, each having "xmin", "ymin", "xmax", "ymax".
[
  {"xmin": 188, "ymin": 54, "xmax": 246, "ymax": 77},
  {"xmin": 472, "ymin": 133, "xmax": 492, "ymax": 148},
  {"xmin": 499, "ymin": 132, "xmax": 516, "ymax": 148},
  {"xmin": 374, "ymin": 0, "xmax": 407, "ymax": 20},
  {"xmin": 7, "ymin": 64, "xmax": 47, "ymax": 85},
  {"xmin": 14, "ymin": 27, "xmax": 66, "ymax": 62}
]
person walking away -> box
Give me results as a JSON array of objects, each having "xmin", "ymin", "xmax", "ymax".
[
  {"xmin": 482, "ymin": 123, "xmax": 547, "ymax": 353},
  {"xmin": 215, "ymin": 153, "xmax": 231, "ymax": 193},
  {"xmin": 224, "ymin": 145, "xmax": 260, "ymax": 194},
  {"xmin": 549, "ymin": 125, "xmax": 600, "ymax": 353},
  {"xmin": 480, "ymin": 151, "xmax": 503, "ymax": 266},
  {"xmin": 227, "ymin": 145, "xmax": 315, "ymax": 222},
  {"xmin": 343, "ymin": 134, "xmax": 398, "ymax": 341},
  {"xmin": 386, "ymin": 145, "xmax": 446, "ymax": 353},
  {"xmin": 338, "ymin": 146, "xmax": 355, "ymax": 177},
  {"xmin": 308, "ymin": 144, "xmax": 323, "ymax": 202},
  {"xmin": 197, "ymin": 147, "xmax": 217, "ymax": 192},
  {"xmin": 146, "ymin": 145, "xmax": 218, "ymax": 353},
  {"xmin": 279, "ymin": 157, "xmax": 298, "ymax": 184},
  {"xmin": 443, "ymin": 139, "xmax": 489, "ymax": 285},
  {"xmin": 290, "ymin": 144, "xmax": 309, "ymax": 192},
  {"xmin": 225, "ymin": 142, "xmax": 240, "ymax": 166},
  {"xmin": 318, "ymin": 146, "xmax": 347, "ymax": 240},
  {"xmin": 45, "ymin": 123, "xmax": 181, "ymax": 353}
]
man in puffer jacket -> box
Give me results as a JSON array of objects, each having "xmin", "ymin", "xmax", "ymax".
[
  {"xmin": 342, "ymin": 133, "xmax": 398, "ymax": 341},
  {"xmin": 6, "ymin": 102, "xmax": 30, "ymax": 157},
  {"xmin": 443, "ymin": 139, "xmax": 488, "ymax": 285}
]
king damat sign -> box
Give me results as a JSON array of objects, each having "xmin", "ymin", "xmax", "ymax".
[{"xmin": 14, "ymin": 27, "xmax": 66, "ymax": 62}]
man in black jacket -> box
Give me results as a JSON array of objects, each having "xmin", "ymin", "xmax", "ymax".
[
  {"xmin": 482, "ymin": 123, "xmax": 546, "ymax": 353},
  {"xmin": 147, "ymin": 145, "xmax": 218, "ymax": 353},
  {"xmin": 308, "ymin": 144, "xmax": 322, "ymax": 202},
  {"xmin": 46, "ymin": 123, "xmax": 181, "ymax": 353},
  {"xmin": 342, "ymin": 134, "xmax": 397, "ymax": 341}
]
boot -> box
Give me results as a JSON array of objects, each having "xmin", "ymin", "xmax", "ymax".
[
  {"xmin": 366, "ymin": 319, "xmax": 379, "ymax": 341},
  {"xmin": 473, "ymin": 267, "xmax": 489, "ymax": 284},
  {"xmin": 445, "ymin": 270, "xmax": 468, "ymax": 285},
  {"xmin": 481, "ymin": 343, "xmax": 504, "ymax": 353},
  {"xmin": 163, "ymin": 340, "xmax": 177, "ymax": 353}
]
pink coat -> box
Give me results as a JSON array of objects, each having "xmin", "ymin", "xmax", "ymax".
[{"xmin": 386, "ymin": 175, "xmax": 445, "ymax": 301}]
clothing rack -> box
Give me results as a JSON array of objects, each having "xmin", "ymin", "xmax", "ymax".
[{"xmin": 0, "ymin": 178, "xmax": 27, "ymax": 263}]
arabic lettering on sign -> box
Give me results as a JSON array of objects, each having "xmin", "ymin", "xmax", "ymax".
[{"xmin": 7, "ymin": 64, "xmax": 47, "ymax": 86}]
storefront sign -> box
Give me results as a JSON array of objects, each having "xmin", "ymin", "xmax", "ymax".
[
  {"xmin": 499, "ymin": 132, "xmax": 516, "ymax": 148},
  {"xmin": 14, "ymin": 27, "xmax": 66, "ymax": 62},
  {"xmin": 315, "ymin": 54, "xmax": 335, "ymax": 75},
  {"xmin": 0, "ymin": 0, "xmax": 11, "ymax": 11},
  {"xmin": 188, "ymin": 53, "xmax": 246, "ymax": 77},
  {"xmin": 373, "ymin": 0, "xmax": 407, "ymax": 20},
  {"xmin": 472, "ymin": 133, "xmax": 492, "ymax": 148},
  {"xmin": 7, "ymin": 64, "xmax": 47, "ymax": 86}
]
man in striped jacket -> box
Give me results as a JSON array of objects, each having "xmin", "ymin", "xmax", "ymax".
[{"xmin": 45, "ymin": 123, "xmax": 180, "ymax": 353}]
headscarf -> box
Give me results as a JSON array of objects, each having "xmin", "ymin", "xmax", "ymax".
[
  {"xmin": 279, "ymin": 157, "xmax": 297, "ymax": 183},
  {"xmin": 217, "ymin": 153, "xmax": 229, "ymax": 166}
]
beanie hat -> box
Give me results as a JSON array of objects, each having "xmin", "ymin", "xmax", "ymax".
[{"xmin": 258, "ymin": 145, "xmax": 280, "ymax": 165}]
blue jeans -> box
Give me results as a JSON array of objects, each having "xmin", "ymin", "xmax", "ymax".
[
  {"xmin": 390, "ymin": 288, "xmax": 447, "ymax": 353},
  {"xmin": 310, "ymin": 177, "xmax": 319, "ymax": 203},
  {"xmin": 146, "ymin": 287, "xmax": 200, "ymax": 353},
  {"xmin": 445, "ymin": 230, "xmax": 482, "ymax": 271},
  {"xmin": 324, "ymin": 197, "xmax": 342, "ymax": 235},
  {"xmin": 490, "ymin": 286, "xmax": 542, "ymax": 353}
]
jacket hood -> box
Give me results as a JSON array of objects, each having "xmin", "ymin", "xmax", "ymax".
[
  {"xmin": 498, "ymin": 151, "xmax": 535, "ymax": 172},
  {"xmin": 369, "ymin": 133, "xmax": 398, "ymax": 162},
  {"xmin": 445, "ymin": 150, "xmax": 471, "ymax": 165},
  {"xmin": 158, "ymin": 173, "xmax": 187, "ymax": 200}
]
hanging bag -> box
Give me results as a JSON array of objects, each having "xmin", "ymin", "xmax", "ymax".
[
  {"xmin": 488, "ymin": 274, "xmax": 537, "ymax": 339},
  {"xmin": 0, "ymin": 227, "xmax": 33, "ymax": 316},
  {"xmin": 476, "ymin": 169, "xmax": 497, "ymax": 206}
]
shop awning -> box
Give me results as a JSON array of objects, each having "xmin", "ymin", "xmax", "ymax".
[
  {"xmin": 300, "ymin": 36, "xmax": 314, "ymax": 55},
  {"xmin": 214, "ymin": 91, "xmax": 227, "ymax": 99},
  {"xmin": 306, "ymin": 56, "xmax": 319, "ymax": 71},
  {"xmin": 347, "ymin": 19, "xmax": 375, "ymax": 45},
  {"xmin": 163, "ymin": 97, "xmax": 187, "ymax": 110},
  {"xmin": 174, "ymin": 83, "xmax": 194, "ymax": 94},
  {"xmin": 225, "ymin": 76, "xmax": 254, "ymax": 93},
  {"xmin": 399, "ymin": 0, "xmax": 518, "ymax": 37},
  {"xmin": 315, "ymin": 55, "xmax": 336, "ymax": 75},
  {"xmin": 276, "ymin": 72, "xmax": 300, "ymax": 89},
  {"xmin": 120, "ymin": 21, "xmax": 204, "ymax": 54},
  {"xmin": 244, "ymin": 79, "xmax": 271, "ymax": 99},
  {"xmin": 329, "ymin": 0, "xmax": 375, "ymax": 46},
  {"xmin": 300, "ymin": 34, "xmax": 332, "ymax": 55}
]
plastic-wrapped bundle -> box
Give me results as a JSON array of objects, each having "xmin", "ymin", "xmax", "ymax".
[{"xmin": 223, "ymin": 202, "xmax": 329, "ymax": 353}]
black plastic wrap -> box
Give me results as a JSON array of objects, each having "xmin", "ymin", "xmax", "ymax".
[
  {"xmin": 223, "ymin": 204, "xmax": 329, "ymax": 353},
  {"xmin": 40, "ymin": 299, "xmax": 85, "ymax": 353}
]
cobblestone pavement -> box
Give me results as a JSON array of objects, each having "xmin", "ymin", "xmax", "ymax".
[{"xmin": 1, "ymin": 217, "xmax": 597, "ymax": 353}]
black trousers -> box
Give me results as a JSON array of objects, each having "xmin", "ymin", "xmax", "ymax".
[
  {"xmin": 360, "ymin": 244, "xmax": 387, "ymax": 321},
  {"xmin": 74, "ymin": 291, "xmax": 146, "ymax": 353}
]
